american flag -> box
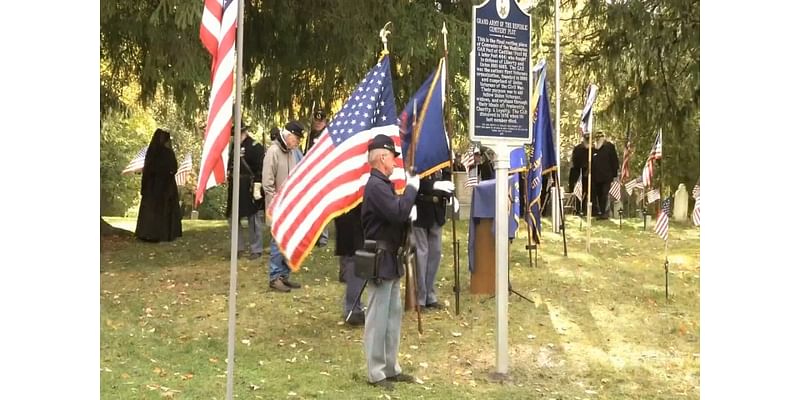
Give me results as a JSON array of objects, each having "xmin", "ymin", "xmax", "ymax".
[
  {"xmin": 573, "ymin": 172, "xmax": 583, "ymax": 200},
  {"xmin": 268, "ymin": 57, "xmax": 404, "ymax": 270},
  {"xmin": 462, "ymin": 144, "xmax": 479, "ymax": 188},
  {"xmin": 175, "ymin": 153, "xmax": 193, "ymax": 186},
  {"xmin": 195, "ymin": 0, "xmax": 237, "ymax": 206},
  {"xmin": 641, "ymin": 129, "xmax": 662, "ymax": 187},
  {"xmin": 692, "ymin": 181, "xmax": 700, "ymax": 199},
  {"xmin": 646, "ymin": 188, "xmax": 661, "ymax": 204},
  {"xmin": 654, "ymin": 197, "xmax": 672, "ymax": 240},
  {"xmin": 625, "ymin": 177, "xmax": 643, "ymax": 195},
  {"xmin": 122, "ymin": 146, "xmax": 148, "ymax": 174},
  {"xmin": 609, "ymin": 179, "xmax": 622, "ymax": 201},
  {"xmin": 461, "ymin": 146, "xmax": 476, "ymax": 170},
  {"xmin": 692, "ymin": 195, "xmax": 700, "ymax": 226},
  {"xmin": 620, "ymin": 127, "xmax": 633, "ymax": 182}
]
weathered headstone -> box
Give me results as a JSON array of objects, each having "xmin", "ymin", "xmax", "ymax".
[{"xmin": 673, "ymin": 184, "xmax": 689, "ymax": 221}]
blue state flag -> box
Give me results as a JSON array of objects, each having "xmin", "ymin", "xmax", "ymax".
[
  {"xmin": 399, "ymin": 58, "xmax": 450, "ymax": 177},
  {"xmin": 526, "ymin": 61, "xmax": 558, "ymax": 244}
]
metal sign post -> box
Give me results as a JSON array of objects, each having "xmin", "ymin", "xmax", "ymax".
[{"xmin": 470, "ymin": 0, "xmax": 532, "ymax": 378}]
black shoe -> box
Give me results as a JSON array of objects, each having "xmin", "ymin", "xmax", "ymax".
[
  {"xmin": 269, "ymin": 279, "xmax": 291, "ymax": 293},
  {"xmin": 338, "ymin": 264, "xmax": 346, "ymax": 283},
  {"xmin": 425, "ymin": 302, "xmax": 443, "ymax": 310},
  {"xmin": 386, "ymin": 373, "xmax": 415, "ymax": 383},
  {"xmin": 369, "ymin": 379, "xmax": 394, "ymax": 390},
  {"xmin": 281, "ymin": 276, "xmax": 301, "ymax": 289},
  {"xmin": 345, "ymin": 312, "xmax": 365, "ymax": 326},
  {"xmin": 248, "ymin": 252, "xmax": 262, "ymax": 260}
]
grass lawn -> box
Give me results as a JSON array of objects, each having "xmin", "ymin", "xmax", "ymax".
[{"xmin": 100, "ymin": 215, "xmax": 699, "ymax": 399}]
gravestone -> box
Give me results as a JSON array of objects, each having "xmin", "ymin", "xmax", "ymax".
[{"xmin": 673, "ymin": 184, "xmax": 689, "ymax": 221}]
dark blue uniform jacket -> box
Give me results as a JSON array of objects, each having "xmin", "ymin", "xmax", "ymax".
[{"xmin": 362, "ymin": 168, "xmax": 418, "ymax": 280}]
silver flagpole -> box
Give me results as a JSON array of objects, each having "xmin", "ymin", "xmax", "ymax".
[
  {"xmin": 226, "ymin": 0, "xmax": 245, "ymax": 399},
  {"xmin": 552, "ymin": 0, "xmax": 562, "ymax": 233}
]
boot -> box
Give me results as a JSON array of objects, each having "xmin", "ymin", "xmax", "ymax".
[
  {"xmin": 269, "ymin": 278, "xmax": 291, "ymax": 292},
  {"xmin": 281, "ymin": 276, "xmax": 301, "ymax": 289}
]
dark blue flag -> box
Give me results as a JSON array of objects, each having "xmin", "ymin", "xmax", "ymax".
[
  {"xmin": 399, "ymin": 58, "xmax": 450, "ymax": 177},
  {"xmin": 526, "ymin": 61, "xmax": 558, "ymax": 244}
]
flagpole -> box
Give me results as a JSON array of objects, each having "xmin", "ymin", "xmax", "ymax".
[
  {"xmin": 225, "ymin": 1, "xmax": 244, "ymax": 399},
  {"xmin": 586, "ymin": 132, "xmax": 593, "ymax": 252},
  {"xmin": 442, "ymin": 22, "xmax": 461, "ymax": 316},
  {"xmin": 659, "ymin": 128, "xmax": 668, "ymax": 300},
  {"xmin": 664, "ymin": 236, "xmax": 669, "ymax": 300},
  {"xmin": 554, "ymin": 0, "xmax": 562, "ymax": 233}
]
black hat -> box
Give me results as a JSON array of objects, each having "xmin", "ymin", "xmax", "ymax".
[
  {"xmin": 269, "ymin": 127, "xmax": 280, "ymax": 140},
  {"xmin": 313, "ymin": 109, "xmax": 326, "ymax": 120},
  {"xmin": 368, "ymin": 134, "xmax": 400, "ymax": 156},
  {"xmin": 595, "ymin": 130, "xmax": 606, "ymax": 137},
  {"xmin": 285, "ymin": 121, "xmax": 305, "ymax": 138}
]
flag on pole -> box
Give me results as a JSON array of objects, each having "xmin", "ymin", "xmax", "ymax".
[
  {"xmin": 625, "ymin": 177, "xmax": 644, "ymax": 194},
  {"xmin": 196, "ymin": 0, "xmax": 238, "ymax": 206},
  {"xmin": 122, "ymin": 146, "xmax": 148, "ymax": 174},
  {"xmin": 641, "ymin": 129, "xmax": 662, "ymax": 187},
  {"xmin": 462, "ymin": 143, "xmax": 479, "ymax": 188},
  {"xmin": 692, "ymin": 195, "xmax": 700, "ymax": 226},
  {"xmin": 609, "ymin": 179, "xmax": 622, "ymax": 201},
  {"xmin": 268, "ymin": 57, "xmax": 403, "ymax": 270},
  {"xmin": 573, "ymin": 172, "xmax": 583, "ymax": 200},
  {"xmin": 654, "ymin": 197, "xmax": 672, "ymax": 240},
  {"xmin": 692, "ymin": 181, "xmax": 700, "ymax": 199},
  {"xmin": 399, "ymin": 58, "xmax": 449, "ymax": 177},
  {"xmin": 579, "ymin": 84, "xmax": 599, "ymax": 134},
  {"xmin": 646, "ymin": 188, "xmax": 661, "ymax": 204},
  {"xmin": 620, "ymin": 127, "xmax": 633, "ymax": 182},
  {"xmin": 175, "ymin": 154, "xmax": 193, "ymax": 186},
  {"xmin": 526, "ymin": 60, "xmax": 558, "ymax": 244}
]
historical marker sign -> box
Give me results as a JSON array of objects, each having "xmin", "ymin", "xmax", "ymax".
[{"xmin": 470, "ymin": 0, "xmax": 532, "ymax": 144}]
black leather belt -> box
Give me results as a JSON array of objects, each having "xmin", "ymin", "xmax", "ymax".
[{"xmin": 420, "ymin": 195, "xmax": 443, "ymax": 203}]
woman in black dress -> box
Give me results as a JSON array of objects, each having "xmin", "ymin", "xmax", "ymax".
[{"xmin": 135, "ymin": 128, "xmax": 183, "ymax": 242}]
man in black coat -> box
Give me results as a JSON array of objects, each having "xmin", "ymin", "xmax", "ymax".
[
  {"xmin": 569, "ymin": 133, "xmax": 590, "ymax": 215},
  {"xmin": 334, "ymin": 204, "xmax": 366, "ymax": 325},
  {"xmin": 590, "ymin": 131, "xmax": 619, "ymax": 219},
  {"xmin": 226, "ymin": 125, "xmax": 266, "ymax": 259},
  {"xmin": 412, "ymin": 169, "xmax": 455, "ymax": 310},
  {"xmin": 361, "ymin": 134, "xmax": 419, "ymax": 390}
]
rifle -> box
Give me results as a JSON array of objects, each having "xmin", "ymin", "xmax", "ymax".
[{"xmin": 402, "ymin": 100, "xmax": 422, "ymax": 334}]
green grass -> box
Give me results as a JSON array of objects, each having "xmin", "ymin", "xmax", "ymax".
[{"xmin": 101, "ymin": 215, "xmax": 699, "ymax": 399}]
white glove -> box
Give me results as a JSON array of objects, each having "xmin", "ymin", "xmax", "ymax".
[
  {"xmin": 406, "ymin": 174, "xmax": 420, "ymax": 190},
  {"xmin": 409, "ymin": 205, "xmax": 418, "ymax": 221},
  {"xmin": 450, "ymin": 196, "xmax": 460, "ymax": 213},
  {"xmin": 433, "ymin": 180, "xmax": 455, "ymax": 194}
]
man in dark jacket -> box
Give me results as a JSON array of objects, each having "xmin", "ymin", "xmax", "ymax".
[
  {"xmin": 569, "ymin": 133, "xmax": 590, "ymax": 215},
  {"xmin": 226, "ymin": 125, "xmax": 265, "ymax": 259},
  {"xmin": 334, "ymin": 204, "xmax": 366, "ymax": 325},
  {"xmin": 412, "ymin": 169, "xmax": 455, "ymax": 310},
  {"xmin": 361, "ymin": 134, "xmax": 419, "ymax": 390},
  {"xmin": 590, "ymin": 131, "xmax": 619, "ymax": 219}
]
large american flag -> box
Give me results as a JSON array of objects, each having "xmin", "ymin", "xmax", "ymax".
[
  {"xmin": 609, "ymin": 179, "xmax": 622, "ymax": 201},
  {"xmin": 122, "ymin": 146, "xmax": 148, "ymax": 174},
  {"xmin": 175, "ymin": 154, "xmax": 193, "ymax": 186},
  {"xmin": 654, "ymin": 197, "xmax": 672, "ymax": 240},
  {"xmin": 641, "ymin": 129, "xmax": 662, "ymax": 187},
  {"xmin": 268, "ymin": 57, "xmax": 405, "ymax": 270},
  {"xmin": 195, "ymin": 0, "xmax": 237, "ymax": 206},
  {"xmin": 620, "ymin": 127, "xmax": 633, "ymax": 182}
]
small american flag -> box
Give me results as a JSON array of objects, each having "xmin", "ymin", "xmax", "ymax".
[
  {"xmin": 175, "ymin": 154, "xmax": 193, "ymax": 186},
  {"xmin": 654, "ymin": 197, "xmax": 672, "ymax": 240},
  {"xmin": 122, "ymin": 146, "xmax": 148, "ymax": 174},
  {"xmin": 620, "ymin": 127, "xmax": 633, "ymax": 182},
  {"xmin": 692, "ymin": 182, "xmax": 700, "ymax": 199},
  {"xmin": 692, "ymin": 196, "xmax": 700, "ymax": 226},
  {"xmin": 573, "ymin": 172, "xmax": 583, "ymax": 200},
  {"xmin": 641, "ymin": 129, "xmax": 662, "ymax": 187},
  {"xmin": 461, "ymin": 145, "xmax": 476, "ymax": 170},
  {"xmin": 646, "ymin": 188, "xmax": 660, "ymax": 204},
  {"xmin": 625, "ymin": 177, "xmax": 643, "ymax": 194},
  {"xmin": 609, "ymin": 180, "xmax": 622, "ymax": 201},
  {"xmin": 464, "ymin": 165, "xmax": 478, "ymax": 188}
]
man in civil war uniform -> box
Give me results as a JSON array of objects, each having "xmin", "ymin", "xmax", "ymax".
[
  {"xmin": 225, "ymin": 125, "xmax": 265, "ymax": 259},
  {"xmin": 360, "ymin": 134, "xmax": 419, "ymax": 390}
]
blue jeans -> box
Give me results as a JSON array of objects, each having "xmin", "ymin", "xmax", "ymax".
[{"xmin": 269, "ymin": 238, "xmax": 291, "ymax": 281}]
